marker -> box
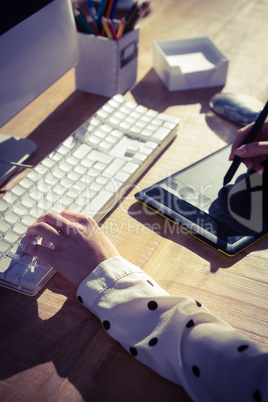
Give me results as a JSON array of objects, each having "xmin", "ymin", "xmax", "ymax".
[{"xmin": 223, "ymin": 100, "xmax": 268, "ymax": 186}]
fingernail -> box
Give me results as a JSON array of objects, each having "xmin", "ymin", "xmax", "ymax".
[
  {"xmin": 235, "ymin": 146, "xmax": 247, "ymax": 155},
  {"xmin": 20, "ymin": 236, "xmax": 35, "ymax": 245},
  {"xmin": 20, "ymin": 244, "xmax": 26, "ymax": 250}
]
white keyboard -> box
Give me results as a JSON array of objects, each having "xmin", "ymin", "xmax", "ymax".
[{"xmin": 0, "ymin": 95, "xmax": 179, "ymax": 295}]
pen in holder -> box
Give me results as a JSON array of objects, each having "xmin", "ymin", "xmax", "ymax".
[{"xmin": 75, "ymin": 27, "xmax": 139, "ymax": 97}]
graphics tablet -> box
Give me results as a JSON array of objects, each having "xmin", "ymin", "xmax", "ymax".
[{"xmin": 135, "ymin": 145, "xmax": 268, "ymax": 256}]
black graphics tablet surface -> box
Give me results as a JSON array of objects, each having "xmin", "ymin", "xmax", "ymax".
[{"xmin": 135, "ymin": 145, "xmax": 268, "ymax": 256}]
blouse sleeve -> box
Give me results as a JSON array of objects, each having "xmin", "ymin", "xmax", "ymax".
[{"xmin": 76, "ymin": 255, "xmax": 267, "ymax": 402}]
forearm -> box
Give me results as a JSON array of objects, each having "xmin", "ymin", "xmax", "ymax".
[{"xmin": 77, "ymin": 256, "xmax": 268, "ymax": 402}]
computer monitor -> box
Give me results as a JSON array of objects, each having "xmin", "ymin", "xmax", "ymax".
[{"xmin": 0, "ymin": 0, "xmax": 78, "ymax": 127}]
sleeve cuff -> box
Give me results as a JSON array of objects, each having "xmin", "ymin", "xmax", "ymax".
[{"xmin": 76, "ymin": 256, "xmax": 145, "ymax": 313}]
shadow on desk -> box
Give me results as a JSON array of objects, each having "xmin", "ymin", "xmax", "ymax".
[
  {"xmin": 128, "ymin": 201, "xmax": 268, "ymax": 273},
  {"xmin": 26, "ymin": 91, "xmax": 108, "ymax": 167},
  {"xmin": 131, "ymin": 68, "xmax": 240, "ymax": 144},
  {"xmin": 0, "ymin": 273, "xmax": 191, "ymax": 402}
]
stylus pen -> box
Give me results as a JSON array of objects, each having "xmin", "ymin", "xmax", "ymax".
[{"xmin": 223, "ymin": 100, "xmax": 268, "ymax": 186}]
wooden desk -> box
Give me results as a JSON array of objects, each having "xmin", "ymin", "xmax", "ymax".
[{"xmin": 1, "ymin": 0, "xmax": 268, "ymax": 400}]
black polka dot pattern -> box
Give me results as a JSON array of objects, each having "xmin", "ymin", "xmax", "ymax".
[
  {"xmin": 237, "ymin": 344, "xmax": 249, "ymax": 352},
  {"xmin": 148, "ymin": 301, "xmax": 158, "ymax": 311},
  {"xmin": 149, "ymin": 337, "xmax": 158, "ymax": 347},
  {"xmin": 195, "ymin": 300, "xmax": 202, "ymax": 307},
  {"xmin": 103, "ymin": 320, "xmax": 110, "ymax": 330},
  {"xmin": 77, "ymin": 295, "xmax": 83, "ymax": 304},
  {"xmin": 192, "ymin": 365, "xmax": 200, "ymax": 377},
  {"xmin": 253, "ymin": 390, "xmax": 262, "ymax": 401},
  {"xmin": 147, "ymin": 280, "xmax": 154, "ymax": 287},
  {"xmin": 186, "ymin": 319, "xmax": 195, "ymax": 328},
  {"xmin": 130, "ymin": 347, "xmax": 138, "ymax": 356}
]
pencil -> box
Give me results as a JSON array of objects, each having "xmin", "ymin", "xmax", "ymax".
[
  {"xmin": 97, "ymin": 0, "xmax": 107, "ymax": 29},
  {"xmin": 116, "ymin": 17, "xmax": 125, "ymax": 39},
  {"xmin": 223, "ymin": 100, "xmax": 268, "ymax": 186},
  {"xmin": 86, "ymin": 15, "xmax": 99, "ymax": 35},
  {"xmin": 100, "ymin": 0, "xmax": 115, "ymax": 36},
  {"xmin": 107, "ymin": 18, "xmax": 117, "ymax": 39},
  {"xmin": 101, "ymin": 17, "xmax": 113, "ymax": 39},
  {"xmin": 73, "ymin": 7, "xmax": 93, "ymax": 34}
]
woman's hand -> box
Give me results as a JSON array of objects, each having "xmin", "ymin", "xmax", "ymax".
[
  {"xmin": 230, "ymin": 121, "xmax": 268, "ymax": 172},
  {"xmin": 20, "ymin": 210, "xmax": 119, "ymax": 287}
]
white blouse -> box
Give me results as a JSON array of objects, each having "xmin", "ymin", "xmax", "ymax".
[{"xmin": 77, "ymin": 256, "xmax": 267, "ymax": 402}]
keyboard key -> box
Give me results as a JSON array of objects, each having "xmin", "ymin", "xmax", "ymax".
[
  {"xmin": 152, "ymin": 127, "xmax": 171, "ymax": 143},
  {"xmin": 157, "ymin": 113, "xmax": 180, "ymax": 124},
  {"xmin": 73, "ymin": 144, "xmax": 91, "ymax": 159},
  {"xmin": 63, "ymin": 136, "xmax": 78, "ymax": 150},
  {"xmin": 98, "ymin": 141, "xmax": 113, "ymax": 153},
  {"xmin": 0, "ymin": 200, "xmax": 9, "ymax": 214},
  {"xmin": 52, "ymin": 169, "xmax": 66, "ymax": 180},
  {"xmin": 123, "ymin": 162, "xmax": 139, "ymax": 175},
  {"xmin": 13, "ymin": 206, "xmax": 28, "ymax": 217},
  {"xmin": 21, "ymin": 215, "xmax": 36, "ymax": 226},
  {"xmin": 10, "ymin": 185, "xmax": 26, "ymax": 198},
  {"xmin": 0, "ymin": 256, "xmax": 13, "ymax": 277},
  {"xmin": 93, "ymin": 162, "xmax": 106, "ymax": 172},
  {"xmin": 35, "ymin": 164, "xmax": 49, "ymax": 175},
  {"xmin": 5, "ymin": 213, "xmax": 20, "ymax": 226},
  {"xmin": 20, "ymin": 265, "xmax": 46, "ymax": 287},
  {"xmin": 6, "ymin": 263, "xmax": 29, "ymax": 284},
  {"xmin": 66, "ymin": 155, "xmax": 79, "ymax": 166},
  {"xmin": 13, "ymin": 223, "xmax": 28, "ymax": 236},
  {"xmin": 105, "ymin": 179, "xmax": 122, "ymax": 193},
  {"xmin": 0, "ymin": 222, "xmax": 12, "ymax": 235},
  {"xmin": 103, "ymin": 159, "xmax": 125, "ymax": 178},
  {"xmin": 87, "ymin": 150, "xmax": 113, "ymax": 165},
  {"xmin": 5, "ymin": 231, "xmax": 20, "ymax": 245},
  {"xmin": 0, "ymin": 241, "xmax": 11, "ymax": 254},
  {"xmin": 88, "ymin": 190, "xmax": 113, "ymax": 216},
  {"xmin": 115, "ymin": 171, "xmax": 131, "ymax": 183},
  {"xmin": 21, "ymin": 197, "xmax": 36, "ymax": 210},
  {"xmin": 20, "ymin": 177, "xmax": 34, "ymax": 190},
  {"xmin": 125, "ymin": 145, "xmax": 139, "ymax": 157},
  {"xmin": 132, "ymin": 152, "xmax": 148, "ymax": 165},
  {"xmin": 57, "ymin": 145, "xmax": 69, "ymax": 156}
]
